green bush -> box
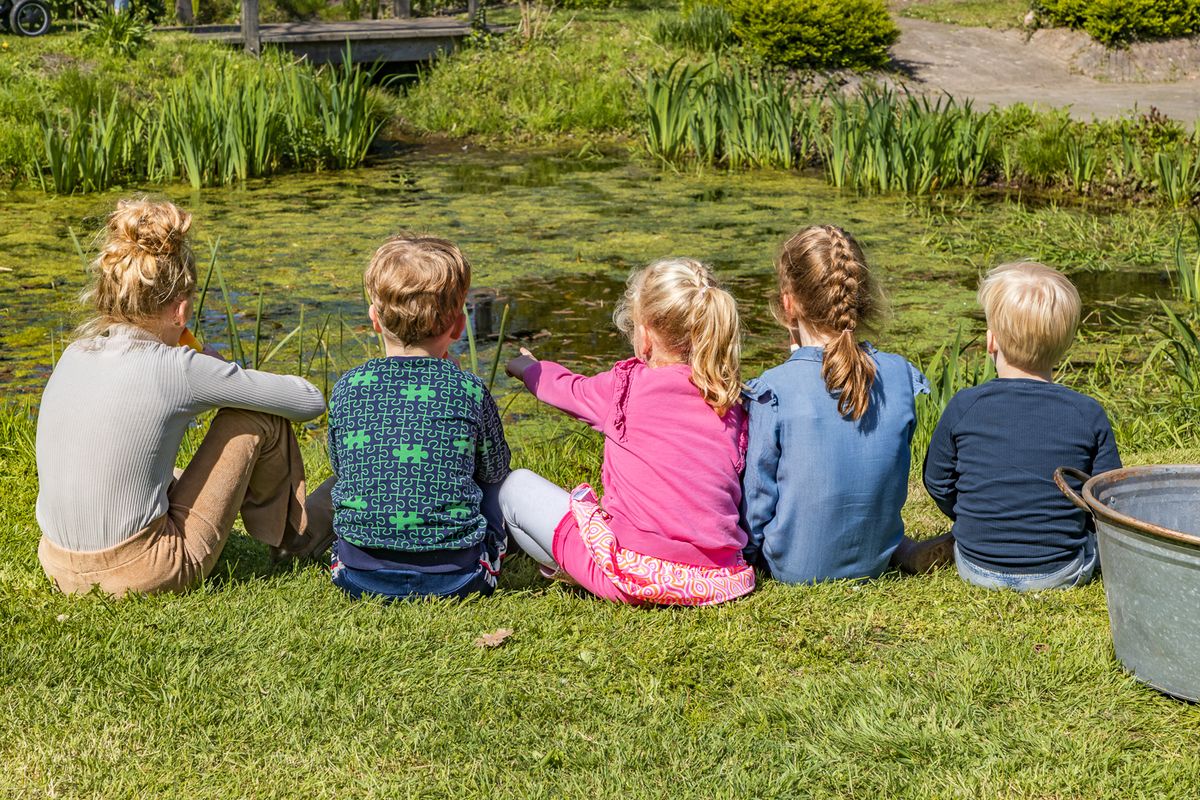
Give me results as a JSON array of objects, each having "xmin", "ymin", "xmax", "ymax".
[
  {"xmin": 720, "ymin": 0, "xmax": 899, "ymax": 70},
  {"xmin": 263, "ymin": 0, "xmax": 325, "ymax": 21},
  {"xmin": 83, "ymin": 11, "xmax": 154, "ymax": 58},
  {"xmin": 1035, "ymin": 0, "xmax": 1200, "ymax": 45}
]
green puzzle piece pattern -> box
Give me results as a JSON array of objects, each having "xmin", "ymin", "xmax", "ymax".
[{"xmin": 328, "ymin": 358, "xmax": 512, "ymax": 551}]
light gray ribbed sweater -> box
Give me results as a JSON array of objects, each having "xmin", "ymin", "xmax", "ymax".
[{"xmin": 36, "ymin": 325, "xmax": 326, "ymax": 552}]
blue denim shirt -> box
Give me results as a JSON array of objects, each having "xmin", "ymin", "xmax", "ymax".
[{"xmin": 743, "ymin": 344, "xmax": 929, "ymax": 583}]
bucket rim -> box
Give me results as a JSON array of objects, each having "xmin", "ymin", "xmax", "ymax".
[{"xmin": 1080, "ymin": 464, "xmax": 1200, "ymax": 549}]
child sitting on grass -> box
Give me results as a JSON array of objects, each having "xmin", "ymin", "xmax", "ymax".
[
  {"xmin": 501, "ymin": 258, "xmax": 754, "ymax": 606},
  {"xmin": 326, "ymin": 235, "xmax": 511, "ymax": 601},
  {"xmin": 923, "ymin": 262, "xmax": 1121, "ymax": 591},
  {"xmin": 742, "ymin": 225, "xmax": 944, "ymax": 583}
]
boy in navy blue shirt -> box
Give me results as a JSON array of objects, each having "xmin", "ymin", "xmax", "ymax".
[
  {"xmin": 923, "ymin": 262, "xmax": 1121, "ymax": 591},
  {"xmin": 327, "ymin": 235, "xmax": 511, "ymax": 600}
]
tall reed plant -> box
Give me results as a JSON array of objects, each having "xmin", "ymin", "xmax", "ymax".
[
  {"xmin": 641, "ymin": 60, "xmax": 806, "ymax": 170},
  {"xmin": 911, "ymin": 328, "xmax": 995, "ymax": 459},
  {"xmin": 822, "ymin": 89, "xmax": 994, "ymax": 194},
  {"xmin": 31, "ymin": 49, "xmax": 384, "ymax": 194}
]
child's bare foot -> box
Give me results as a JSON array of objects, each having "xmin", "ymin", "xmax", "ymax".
[{"xmin": 892, "ymin": 532, "xmax": 955, "ymax": 574}]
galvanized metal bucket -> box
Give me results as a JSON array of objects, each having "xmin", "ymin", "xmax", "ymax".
[{"xmin": 1056, "ymin": 465, "xmax": 1200, "ymax": 701}]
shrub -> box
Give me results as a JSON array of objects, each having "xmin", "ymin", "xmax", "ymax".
[
  {"xmin": 83, "ymin": 11, "xmax": 153, "ymax": 58},
  {"xmin": 720, "ymin": 0, "xmax": 899, "ymax": 70},
  {"xmin": 263, "ymin": 0, "xmax": 325, "ymax": 21},
  {"xmin": 1035, "ymin": 0, "xmax": 1200, "ymax": 46}
]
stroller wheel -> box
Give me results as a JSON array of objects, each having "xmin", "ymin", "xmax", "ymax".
[{"xmin": 9, "ymin": 0, "xmax": 51, "ymax": 36}]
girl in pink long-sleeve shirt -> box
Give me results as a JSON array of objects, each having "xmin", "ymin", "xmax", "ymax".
[{"xmin": 501, "ymin": 258, "xmax": 754, "ymax": 605}]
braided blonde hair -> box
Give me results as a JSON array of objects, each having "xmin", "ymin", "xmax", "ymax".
[
  {"xmin": 79, "ymin": 198, "xmax": 196, "ymax": 338},
  {"xmin": 775, "ymin": 225, "xmax": 881, "ymax": 421},
  {"xmin": 614, "ymin": 258, "xmax": 742, "ymax": 415}
]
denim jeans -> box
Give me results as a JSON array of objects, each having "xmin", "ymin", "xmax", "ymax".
[{"xmin": 954, "ymin": 536, "xmax": 1098, "ymax": 592}]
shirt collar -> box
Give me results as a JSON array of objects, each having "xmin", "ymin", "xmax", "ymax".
[{"xmin": 785, "ymin": 341, "xmax": 878, "ymax": 363}]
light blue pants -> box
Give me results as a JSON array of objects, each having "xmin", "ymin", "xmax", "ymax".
[{"xmin": 954, "ymin": 536, "xmax": 1099, "ymax": 591}]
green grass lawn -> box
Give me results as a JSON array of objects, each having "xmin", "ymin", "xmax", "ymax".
[
  {"xmin": 3, "ymin": 400, "xmax": 1200, "ymax": 798},
  {"xmin": 896, "ymin": 0, "xmax": 1032, "ymax": 29}
]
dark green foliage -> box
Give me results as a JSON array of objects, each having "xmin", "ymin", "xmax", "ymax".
[
  {"xmin": 1035, "ymin": 0, "xmax": 1200, "ymax": 45},
  {"xmin": 652, "ymin": 4, "xmax": 735, "ymax": 53},
  {"xmin": 720, "ymin": 0, "xmax": 900, "ymax": 70},
  {"xmin": 265, "ymin": 0, "xmax": 326, "ymax": 20}
]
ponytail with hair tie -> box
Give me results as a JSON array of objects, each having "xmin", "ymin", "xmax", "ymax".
[{"xmin": 614, "ymin": 258, "xmax": 742, "ymax": 416}]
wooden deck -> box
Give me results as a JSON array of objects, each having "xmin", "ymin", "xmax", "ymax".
[{"xmin": 181, "ymin": 18, "xmax": 481, "ymax": 64}]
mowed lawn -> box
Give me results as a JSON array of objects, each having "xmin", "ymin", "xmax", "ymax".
[{"xmin": 3, "ymin": 414, "xmax": 1200, "ymax": 798}]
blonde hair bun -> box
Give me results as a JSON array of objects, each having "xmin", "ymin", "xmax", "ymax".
[
  {"xmin": 108, "ymin": 197, "xmax": 193, "ymax": 262},
  {"xmin": 81, "ymin": 198, "xmax": 198, "ymax": 336}
]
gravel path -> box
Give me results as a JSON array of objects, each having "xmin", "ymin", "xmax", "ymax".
[{"xmin": 890, "ymin": 18, "xmax": 1200, "ymax": 122}]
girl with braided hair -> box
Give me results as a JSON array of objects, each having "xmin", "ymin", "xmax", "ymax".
[
  {"xmin": 501, "ymin": 258, "xmax": 755, "ymax": 605},
  {"xmin": 742, "ymin": 225, "xmax": 951, "ymax": 584}
]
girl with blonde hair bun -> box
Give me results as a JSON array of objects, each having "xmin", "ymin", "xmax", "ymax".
[
  {"xmin": 742, "ymin": 225, "xmax": 951, "ymax": 584},
  {"xmin": 35, "ymin": 198, "xmax": 332, "ymax": 596},
  {"xmin": 500, "ymin": 258, "xmax": 755, "ymax": 606}
]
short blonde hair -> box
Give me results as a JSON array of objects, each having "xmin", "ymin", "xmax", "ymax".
[
  {"xmin": 614, "ymin": 258, "xmax": 741, "ymax": 415},
  {"xmin": 978, "ymin": 262, "xmax": 1081, "ymax": 372},
  {"xmin": 80, "ymin": 197, "xmax": 196, "ymax": 337},
  {"xmin": 365, "ymin": 235, "xmax": 470, "ymax": 345}
]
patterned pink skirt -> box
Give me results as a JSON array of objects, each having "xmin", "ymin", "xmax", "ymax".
[{"xmin": 553, "ymin": 484, "xmax": 755, "ymax": 606}]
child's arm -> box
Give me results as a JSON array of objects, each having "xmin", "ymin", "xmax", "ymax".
[
  {"xmin": 922, "ymin": 402, "xmax": 961, "ymax": 521},
  {"xmin": 184, "ymin": 347, "xmax": 325, "ymax": 422},
  {"xmin": 507, "ymin": 348, "xmax": 616, "ymax": 431},
  {"xmin": 475, "ymin": 386, "xmax": 512, "ymax": 484},
  {"xmin": 742, "ymin": 384, "xmax": 781, "ymax": 563}
]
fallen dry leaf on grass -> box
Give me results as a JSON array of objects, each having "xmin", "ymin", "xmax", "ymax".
[{"xmin": 474, "ymin": 628, "xmax": 513, "ymax": 648}]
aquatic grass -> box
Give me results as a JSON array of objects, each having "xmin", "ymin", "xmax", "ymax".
[
  {"xmin": 822, "ymin": 89, "xmax": 995, "ymax": 194},
  {"xmin": 911, "ymin": 327, "xmax": 995, "ymax": 460},
  {"xmin": 651, "ymin": 4, "xmax": 735, "ymax": 54},
  {"xmin": 465, "ymin": 301, "xmax": 513, "ymax": 392},
  {"xmin": 28, "ymin": 49, "xmax": 384, "ymax": 194},
  {"xmin": 641, "ymin": 60, "xmax": 805, "ymax": 170},
  {"xmin": 37, "ymin": 93, "xmax": 148, "ymax": 194},
  {"xmin": 1153, "ymin": 145, "xmax": 1200, "ymax": 208},
  {"xmin": 641, "ymin": 72, "xmax": 992, "ymax": 193},
  {"xmin": 1171, "ymin": 217, "xmax": 1200, "ymax": 310},
  {"xmin": 1151, "ymin": 304, "xmax": 1200, "ymax": 392}
]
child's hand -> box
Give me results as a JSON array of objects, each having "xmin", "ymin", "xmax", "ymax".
[{"xmin": 505, "ymin": 348, "xmax": 538, "ymax": 380}]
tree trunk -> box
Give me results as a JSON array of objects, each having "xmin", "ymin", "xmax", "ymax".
[{"xmin": 175, "ymin": 0, "xmax": 194, "ymax": 25}]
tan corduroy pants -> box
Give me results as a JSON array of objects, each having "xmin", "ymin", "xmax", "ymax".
[{"xmin": 39, "ymin": 408, "xmax": 335, "ymax": 597}]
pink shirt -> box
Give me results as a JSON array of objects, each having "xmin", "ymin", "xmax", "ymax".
[{"xmin": 524, "ymin": 357, "xmax": 748, "ymax": 568}]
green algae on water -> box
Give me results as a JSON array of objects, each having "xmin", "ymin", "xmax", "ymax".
[{"xmin": 0, "ymin": 146, "xmax": 1186, "ymax": 390}]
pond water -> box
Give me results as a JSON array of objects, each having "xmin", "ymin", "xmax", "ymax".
[{"xmin": 0, "ymin": 145, "xmax": 1180, "ymax": 392}]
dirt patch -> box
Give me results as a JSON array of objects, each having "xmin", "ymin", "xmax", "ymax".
[{"xmin": 890, "ymin": 17, "xmax": 1200, "ymax": 121}]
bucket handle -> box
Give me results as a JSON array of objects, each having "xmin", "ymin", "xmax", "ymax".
[{"xmin": 1054, "ymin": 467, "xmax": 1093, "ymax": 512}]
